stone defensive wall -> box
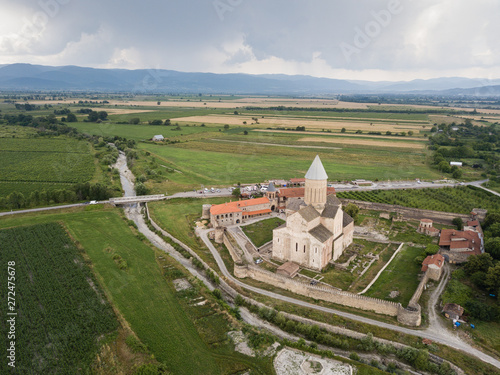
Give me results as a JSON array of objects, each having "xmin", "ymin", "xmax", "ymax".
[
  {"xmin": 223, "ymin": 233, "xmax": 243, "ymax": 263},
  {"xmin": 234, "ymin": 263, "xmax": 400, "ymax": 317},
  {"xmin": 339, "ymin": 199, "xmax": 473, "ymax": 225}
]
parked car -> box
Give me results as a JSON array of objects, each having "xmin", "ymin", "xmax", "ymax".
[{"xmin": 254, "ymin": 258, "xmax": 263, "ymax": 264}]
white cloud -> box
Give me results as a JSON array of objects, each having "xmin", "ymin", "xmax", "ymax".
[{"xmin": 1, "ymin": 0, "xmax": 500, "ymax": 81}]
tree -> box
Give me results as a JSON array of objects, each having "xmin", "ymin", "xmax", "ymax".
[
  {"xmin": 232, "ymin": 188, "xmax": 241, "ymax": 197},
  {"xmin": 164, "ymin": 119, "xmax": 171, "ymax": 126},
  {"xmin": 425, "ymin": 244, "xmax": 439, "ymax": 256},
  {"xmin": 344, "ymin": 203, "xmax": 359, "ymax": 221},
  {"xmin": 386, "ymin": 131, "xmax": 392, "ymax": 135},
  {"xmin": 464, "ymin": 253, "xmax": 494, "ymax": 275},
  {"xmin": 485, "ymin": 263, "xmax": 500, "ymax": 294},
  {"xmin": 482, "ymin": 212, "xmax": 500, "ymax": 230},
  {"xmin": 408, "ymin": 130, "xmax": 414, "ymax": 136},
  {"xmin": 135, "ymin": 182, "xmax": 148, "ymax": 196},
  {"xmin": 438, "ymin": 160, "xmax": 451, "ymax": 173},
  {"xmin": 129, "ymin": 117, "xmax": 140, "ymax": 124},
  {"xmin": 486, "ymin": 222, "xmax": 500, "ymax": 238},
  {"xmin": 87, "ymin": 111, "xmax": 99, "ymax": 122},
  {"xmin": 341, "ymin": 127, "xmax": 346, "ymax": 133},
  {"xmin": 452, "ymin": 169, "xmax": 463, "ymax": 179},
  {"xmin": 452, "ymin": 217, "xmax": 463, "ymax": 230},
  {"xmin": 223, "ymin": 124, "xmax": 229, "ymax": 129},
  {"xmin": 66, "ymin": 113, "xmax": 77, "ymax": 122},
  {"xmin": 485, "ymin": 237, "xmax": 500, "ymax": 260},
  {"xmin": 243, "ymin": 130, "xmax": 248, "ymax": 135},
  {"xmin": 97, "ymin": 111, "xmax": 108, "ymax": 120}
]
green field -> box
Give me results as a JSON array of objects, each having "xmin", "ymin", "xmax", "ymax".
[
  {"xmin": 0, "ymin": 222, "xmax": 117, "ymax": 374},
  {"xmin": 0, "ymin": 207, "xmax": 273, "ymax": 374},
  {"xmin": 148, "ymin": 197, "xmax": 230, "ymax": 267},
  {"xmin": 242, "ymin": 217, "xmax": 285, "ymax": 247},
  {"xmin": 363, "ymin": 245, "xmax": 424, "ymax": 306},
  {"xmin": 139, "ymin": 142, "xmax": 439, "ymax": 194},
  {"xmin": 71, "ymin": 121, "xmax": 221, "ymax": 141},
  {"xmin": 337, "ymin": 186, "xmax": 500, "ymax": 214},
  {"xmin": 0, "ymin": 137, "xmax": 95, "ymax": 197}
]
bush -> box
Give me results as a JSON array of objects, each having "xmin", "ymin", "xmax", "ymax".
[{"xmin": 349, "ymin": 352, "xmax": 360, "ymax": 361}]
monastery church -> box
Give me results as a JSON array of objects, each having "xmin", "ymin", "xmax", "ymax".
[{"xmin": 272, "ymin": 155, "xmax": 354, "ymax": 271}]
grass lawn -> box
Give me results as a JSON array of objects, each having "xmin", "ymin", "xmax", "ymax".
[
  {"xmin": 363, "ymin": 244, "xmax": 424, "ymax": 306},
  {"xmin": 0, "ymin": 207, "xmax": 274, "ymax": 375},
  {"xmin": 241, "ymin": 217, "xmax": 285, "ymax": 247},
  {"xmin": 147, "ymin": 197, "xmax": 232, "ymax": 270}
]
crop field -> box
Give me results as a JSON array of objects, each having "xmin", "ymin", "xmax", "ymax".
[
  {"xmin": 337, "ymin": 186, "xmax": 500, "ymax": 214},
  {"xmin": 0, "ymin": 207, "xmax": 274, "ymax": 374},
  {"xmin": 298, "ymin": 136, "xmax": 426, "ymax": 149},
  {"xmin": 0, "ymin": 137, "xmax": 95, "ymax": 197},
  {"xmin": 0, "ymin": 222, "xmax": 117, "ymax": 374},
  {"xmin": 71, "ymin": 121, "xmax": 222, "ymax": 141},
  {"xmin": 169, "ymin": 114, "xmax": 428, "ymax": 133},
  {"xmin": 138, "ymin": 139, "xmax": 439, "ymax": 194}
]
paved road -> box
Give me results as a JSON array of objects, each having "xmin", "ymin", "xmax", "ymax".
[{"xmin": 197, "ymin": 228, "xmax": 500, "ymax": 370}]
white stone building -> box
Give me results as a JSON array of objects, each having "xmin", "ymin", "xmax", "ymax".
[{"xmin": 272, "ymin": 156, "xmax": 354, "ymax": 271}]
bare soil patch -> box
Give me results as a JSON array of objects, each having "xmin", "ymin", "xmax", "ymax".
[
  {"xmin": 274, "ymin": 348, "xmax": 352, "ymax": 375},
  {"xmin": 170, "ymin": 114, "xmax": 423, "ymax": 132},
  {"xmin": 298, "ymin": 136, "xmax": 425, "ymax": 149}
]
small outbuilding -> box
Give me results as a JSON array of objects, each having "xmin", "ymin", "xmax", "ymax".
[
  {"xmin": 152, "ymin": 134, "xmax": 164, "ymax": 141},
  {"xmin": 421, "ymin": 254, "xmax": 445, "ymax": 281},
  {"xmin": 442, "ymin": 303, "xmax": 464, "ymax": 320},
  {"xmin": 450, "ymin": 161, "xmax": 463, "ymax": 167},
  {"xmin": 276, "ymin": 261, "xmax": 300, "ymax": 278}
]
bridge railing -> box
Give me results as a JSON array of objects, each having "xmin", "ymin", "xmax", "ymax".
[{"xmin": 109, "ymin": 194, "xmax": 166, "ymax": 203}]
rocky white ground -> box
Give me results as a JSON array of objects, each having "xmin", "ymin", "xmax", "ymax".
[{"xmin": 274, "ymin": 348, "xmax": 352, "ymax": 375}]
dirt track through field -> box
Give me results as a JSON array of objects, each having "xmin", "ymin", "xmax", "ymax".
[
  {"xmin": 253, "ymin": 129, "xmax": 424, "ymax": 141},
  {"xmin": 210, "ymin": 139, "xmax": 341, "ymax": 150},
  {"xmin": 298, "ymin": 137, "xmax": 425, "ymax": 149}
]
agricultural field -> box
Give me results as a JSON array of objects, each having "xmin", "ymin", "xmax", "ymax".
[
  {"xmin": 0, "ymin": 207, "xmax": 274, "ymax": 374},
  {"xmin": 0, "ymin": 222, "xmax": 118, "ymax": 374},
  {"xmin": 138, "ymin": 141, "xmax": 439, "ymax": 195},
  {"xmin": 0, "ymin": 137, "xmax": 95, "ymax": 197},
  {"xmin": 337, "ymin": 186, "xmax": 500, "ymax": 214}
]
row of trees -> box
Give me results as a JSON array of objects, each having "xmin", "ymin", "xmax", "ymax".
[{"xmin": 0, "ymin": 183, "xmax": 112, "ymax": 210}]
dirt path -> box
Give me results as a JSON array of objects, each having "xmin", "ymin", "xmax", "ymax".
[{"xmin": 424, "ymin": 265, "xmax": 461, "ymax": 343}]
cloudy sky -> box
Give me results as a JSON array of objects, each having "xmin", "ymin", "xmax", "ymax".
[{"xmin": 0, "ymin": 0, "xmax": 499, "ymax": 81}]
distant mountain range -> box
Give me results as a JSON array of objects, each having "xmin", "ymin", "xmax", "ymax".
[{"xmin": 1, "ymin": 63, "xmax": 500, "ymax": 96}]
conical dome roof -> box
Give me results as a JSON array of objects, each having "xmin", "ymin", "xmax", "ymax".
[
  {"xmin": 267, "ymin": 182, "xmax": 276, "ymax": 192},
  {"xmin": 305, "ymin": 155, "xmax": 328, "ymax": 180}
]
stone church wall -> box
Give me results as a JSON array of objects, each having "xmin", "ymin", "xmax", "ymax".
[{"xmin": 235, "ymin": 264, "xmax": 400, "ymax": 317}]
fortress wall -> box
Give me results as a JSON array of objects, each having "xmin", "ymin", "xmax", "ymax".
[
  {"xmin": 223, "ymin": 233, "xmax": 243, "ymax": 263},
  {"xmin": 409, "ymin": 272, "xmax": 430, "ymax": 306},
  {"xmin": 339, "ymin": 199, "xmax": 472, "ymax": 225},
  {"xmin": 235, "ymin": 264, "xmax": 400, "ymax": 317}
]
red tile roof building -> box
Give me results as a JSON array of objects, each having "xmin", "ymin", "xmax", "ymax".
[
  {"xmin": 417, "ymin": 219, "xmax": 440, "ymax": 237},
  {"xmin": 421, "ymin": 254, "xmax": 445, "ymax": 280},
  {"xmin": 439, "ymin": 229, "xmax": 483, "ymax": 263},
  {"xmin": 209, "ymin": 197, "xmax": 271, "ymax": 227}
]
